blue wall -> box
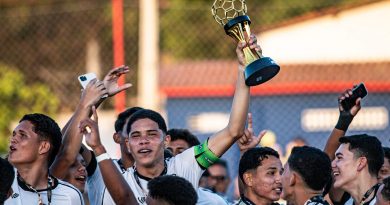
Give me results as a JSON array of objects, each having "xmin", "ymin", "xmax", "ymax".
[
  {"xmin": 165, "ymin": 93, "xmax": 390, "ymax": 199},
  {"xmin": 167, "ymin": 93, "xmax": 390, "ymax": 147}
]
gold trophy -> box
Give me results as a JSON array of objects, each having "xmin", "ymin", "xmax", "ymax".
[{"xmin": 211, "ymin": 0, "xmax": 280, "ymax": 86}]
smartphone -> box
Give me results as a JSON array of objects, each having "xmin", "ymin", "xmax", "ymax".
[
  {"xmin": 341, "ymin": 83, "xmax": 368, "ymax": 110},
  {"xmin": 78, "ymin": 73, "xmax": 97, "ymax": 89}
]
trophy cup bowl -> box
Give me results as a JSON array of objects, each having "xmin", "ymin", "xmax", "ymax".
[{"xmin": 212, "ymin": 0, "xmax": 280, "ymax": 86}]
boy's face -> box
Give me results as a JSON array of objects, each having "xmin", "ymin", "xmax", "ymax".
[
  {"xmin": 379, "ymin": 157, "xmax": 390, "ymax": 183},
  {"xmin": 63, "ymin": 154, "xmax": 87, "ymax": 193},
  {"xmin": 246, "ymin": 155, "xmax": 283, "ymax": 202},
  {"xmin": 127, "ymin": 118, "xmax": 167, "ymax": 168},
  {"xmin": 167, "ymin": 139, "xmax": 189, "ymax": 156},
  {"xmin": 332, "ymin": 143, "xmax": 360, "ymax": 189},
  {"xmin": 121, "ymin": 117, "xmax": 132, "ymax": 153},
  {"xmin": 8, "ymin": 120, "xmax": 45, "ymax": 166},
  {"xmin": 207, "ymin": 164, "xmax": 230, "ymax": 194}
]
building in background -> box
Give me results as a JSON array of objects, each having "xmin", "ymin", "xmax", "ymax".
[{"xmin": 159, "ymin": 0, "xmax": 390, "ymax": 197}]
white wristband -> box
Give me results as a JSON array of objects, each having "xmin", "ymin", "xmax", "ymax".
[{"xmin": 96, "ymin": 153, "xmax": 110, "ymax": 163}]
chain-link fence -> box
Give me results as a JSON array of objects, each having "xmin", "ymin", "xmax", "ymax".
[
  {"xmin": 0, "ymin": 0, "xmax": 140, "ymax": 153},
  {"xmin": 159, "ymin": 1, "xmax": 390, "ymax": 200},
  {"xmin": 1, "ymin": 0, "xmax": 389, "ymax": 202}
]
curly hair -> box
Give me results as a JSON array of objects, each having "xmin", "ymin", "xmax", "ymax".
[
  {"xmin": 20, "ymin": 113, "xmax": 62, "ymax": 166},
  {"xmin": 147, "ymin": 175, "xmax": 197, "ymax": 205}
]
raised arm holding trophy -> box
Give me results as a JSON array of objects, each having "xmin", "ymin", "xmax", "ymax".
[{"xmin": 211, "ymin": 0, "xmax": 280, "ymax": 86}]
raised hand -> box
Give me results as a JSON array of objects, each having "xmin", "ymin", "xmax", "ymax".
[
  {"xmin": 103, "ymin": 65, "xmax": 132, "ymax": 97},
  {"xmin": 79, "ymin": 106, "xmax": 102, "ymax": 150},
  {"xmin": 80, "ymin": 79, "xmax": 109, "ymax": 108},
  {"xmin": 237, "ymin": 113, "xmax": 267, "ymax": 153},
  {"xmin": 236, "ymin": 34, "xmax": 262, "ymax": 69},
  {"xmin": 338, "ymin": 86, "xmax": 361, "ymax": 117},
  {"xmin": 335, "ymin": 85, "xmax": 362, "ymax": 131}
]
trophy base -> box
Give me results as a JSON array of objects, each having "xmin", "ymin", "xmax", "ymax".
[{"xmin": 244, "ymin": 57, "xmax": 280, "ymax": 86}]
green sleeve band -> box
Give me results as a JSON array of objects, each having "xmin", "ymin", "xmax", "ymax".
[{"xmin": 194, "ymin": 138, "xmax": 219, "ymax": 169}]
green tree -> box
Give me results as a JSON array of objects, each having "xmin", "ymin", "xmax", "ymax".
[{"xmin": 0, "ymin": 64, "xmax": 59, "ymax": 155}]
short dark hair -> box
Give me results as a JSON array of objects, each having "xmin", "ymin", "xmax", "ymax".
[
  {"xmin": 288, "ymin": 146, "xmax": 332, "ymax": 191},
  {"xmin": 126, "ymin": 109, "xmax": 167, "ymax": 135},
  {"xmin": 239, "ymin": 147, "xmax": 279, "ymax": 183},
  {"xmin": 0, "ymin": 158, "xmax": 14, "ymax": 203},
  {"xmin": 148, "ymin": 175, "xmax": 197, "ymax": 205},
  {"xmin": 382, "ymin": 177, "xmax": 390, "ymax": 201},
  {"xmin": 20, "ymin": 113, "xmax": 62, "ymax": 166},
  {"xmin": 114, "ymin": 107, "xmax": 143, "ymax": 132},
  {"xmin": 167, "ymin": 128, "xmax": 200, "ymax": 147},
  {"xmin": 339, "ymin": 134, "xmax": 384, "ymax": 177}
]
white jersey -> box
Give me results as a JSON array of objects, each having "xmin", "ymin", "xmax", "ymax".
[
  {"xmin": 88, "ymin": 147, "xmax": 203, "ymax": 205},
  {"xmin": 5, "ymin": 174, "xmax": 84, "ymax": 205},
  {"xmin": 338, "ymin": 187, "xmax": 379, "ymax": 205},
  {"xmin": 344, "ymin": 197, "xmax": 376, "ymax": 205},
  {"xmin": 197, "ymin": 187, "xmax": 229, "ymax": 205}
]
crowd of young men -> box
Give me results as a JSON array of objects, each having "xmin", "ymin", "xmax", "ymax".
[{"xmin": 1, "ymin": 35, "xmax": 390, "ymax": 205}]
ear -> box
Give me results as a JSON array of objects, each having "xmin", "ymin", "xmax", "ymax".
[
  {"xmin": 164, "ymin": 134, "xmax": 171, "ymax": 148},
  {"xmin": 357, "ymin": 157, "xmax": 368, "ymax": 172},
  {"xmin": 243, "ymin": 172, "xmax": 253, "ymax": 187},
  {"xmin": 38, "ymin": 141, "xmax": 51, "ymax": 155},
  {"xmin": 113, "ymin": 133, "xmax": 121, "ymax": 144},
  {"xmin": 290, "ymin": 172, "xmax": 297, "ymax": 187}
]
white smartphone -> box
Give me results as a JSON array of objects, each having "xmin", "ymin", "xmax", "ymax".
[
  {"xmin": 78, "ymin": 73, "xmax": 108, "ymax": 98},
  {"xmin": 78, "ymin": 73, "xmax": 97, "ymax": 89}
]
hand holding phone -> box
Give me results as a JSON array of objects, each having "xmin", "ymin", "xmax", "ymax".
[
  {"xmin": 78, "ymin": 73, "xmax": 108, "ymax": 99},
  {"xmin": 340, "ymin": 83, "xmax": 368, "ymax": 111},
  {"xmin": 78, "ymin": 73, "xmax": 97, "ymax": 89}
]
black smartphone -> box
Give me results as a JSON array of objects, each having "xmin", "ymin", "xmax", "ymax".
[{"xmin": 341, "ymin": 83, "xmax": 368, "ymax": 110}]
